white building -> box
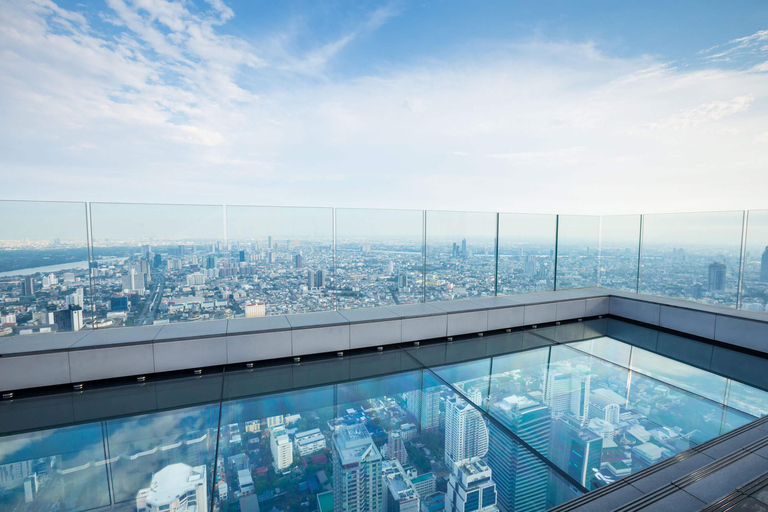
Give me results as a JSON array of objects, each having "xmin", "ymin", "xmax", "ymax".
[
  {"xmin": 446, "ymin": 458, "xmax": 499, "ymax": 512},
  {"xmin": 187, "ymin": 273, "xmax": 206, "ymax": 286},
  {"xmin": 332, "ymin": 424, "xmax": 384, "ymax": 512},
  {"xmin": 405, "ymin": 387, "xmax": 441, "ymax": 430},
  {"xmin": 245, "ymin": 302, "xmax": 266, "ymax": 318},
  {"xmin": 445, "ymin": 390, "xmax": 489, "ymax": 467},
  {"xmin": 295, "ymin": 429, "xmax": 326, "ymax": 456},
  {"xmin": 238, "ymin": 469, "xmax": 254, "ymax": 495},
  {"xmin": 266, "ymin": 415, "xmax": 284, "ymax": 428},
  {"xmin": 270, "ymin": 425, "xmax": 293, "ymax": 472},
  {"xmin": 136, "ymin": 463, "xmax": 207, "ymax": 512}
]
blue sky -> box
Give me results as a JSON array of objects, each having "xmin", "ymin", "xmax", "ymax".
[{"xmin": 1, "ymin": 0, "xmax": 767, "ymax": 214}]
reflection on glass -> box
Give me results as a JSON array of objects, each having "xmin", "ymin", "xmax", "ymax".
[
  {"xmin": 226, "ymin": 206, "xmax": 334, "ymax": 315},
  {"xmin": 425, "ymin": 211, "xmax": 497, "ymax": 302},
  {"xmin": 556, "ymin": 215, "xmax": 600, "ymax": 290},
  {"xmin": 0, "ymin": 200, "xmax": 91, "ymax": 337},
  {"xmin": 89, "ymin": 202, "xmax": 225, "ymax": 329},
  {"xmin": 640, "ymin": 211, "xmax": 744, "ymax": 307},
  {"xmin": 335, "ymin": 208, "xmax": 424, "ymax": 309},
  {"xmin": 742, "ymin": 210, "xmax": 768, "ymax": 312},
  {"xmin": 599, "ymin": 215, "xmax": 641, "ymax": 292},
  {"xmin": 3, "ymin": 322, "xmax": 768, "ymax": 512},
  {"xmin": 497, "ymin": 214, "xmax": 556, "ymax": 295}
]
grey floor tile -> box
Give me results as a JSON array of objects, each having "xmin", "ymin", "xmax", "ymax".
[
  {"xmin": 680, "ymin": 454, "xmax": 768, "ymax": 504},
  {"xmin": 629, "ymin": 453, "xmax": 715, "ymax": 494}
]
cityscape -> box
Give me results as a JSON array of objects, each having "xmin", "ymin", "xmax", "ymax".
[
  {"xmin": 2, "ymin": 205, "xmax": 768, "ymax": 338},
  {"xmin": 1, "ymin": 332, "xmax": 766, "ymax": 512}
]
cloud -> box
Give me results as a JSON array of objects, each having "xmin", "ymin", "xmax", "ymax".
[
  {"xmin": 645, "ymin": 95, "xmax": 754, "ymax": 130},
  {"xmin": 700, "ymin": 29, "xmax": 768, "ymax": 62},
  {"xmin": 0, "ymin": 2, "xmax": 768, "ymax": 216}
]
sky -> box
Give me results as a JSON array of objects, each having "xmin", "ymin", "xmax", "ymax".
[{"xmin": 1, "ymin": 0, "xmax": 768, "ymax": 215}]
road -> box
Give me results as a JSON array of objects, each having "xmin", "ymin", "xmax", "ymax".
[{"xmin": 137, "ymin": 274, "xmax": 165, "ymax": 326}]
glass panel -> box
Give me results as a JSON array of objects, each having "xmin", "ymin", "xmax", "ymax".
[
  {"xmin": 742, "ymin": 210, "xmax": 768, "ymax": 312},
  {"xmin": 226, "ymin": 206, "xmax": 334, "ymax": 315},
  {"xmin": 599, "ymin": 215, "xmax": 641, "ymax": 292},
  {"xmin": 89, "ymin": 202, "xmax": 225, "ymax": 329},
  {"xmin": 425, "ymin": 210, "xmax": 497, "ymax": 302},
  {"xmin": 727, "ymin": 381, "xmax": 768, "ymax": 418},
  {"xmin": 0, "ymin": 423, "xmax": 111, "ymax": 511},
  {"xmin": 640, "ymin": 211, "xmax": 744, "ymax": 307},
  {"xmin": 335, "ymin": 208, "xmax": 423, "ymax": 308},
  {"xmin": 105, "ymin": 404, "xmax": 221, "ymax": 506},
  {"xmin": 497, "ymin": 213, "xmax": 557, "ymax": 295},
  {"xmin": 556, "ymin": 215, "xmax": 600, "ymax": 290},
  {"xmin": 629, "ymin": 347, "xmax": 728, "ymax": 404},
  {"xmin": 0, "ymin": 200, "xmax": 91, "ymax": 337}
]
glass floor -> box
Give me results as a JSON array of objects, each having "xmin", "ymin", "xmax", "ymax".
[{"xmin": 1, "ymin": 319, "xmax": 768, "ymax": 512}]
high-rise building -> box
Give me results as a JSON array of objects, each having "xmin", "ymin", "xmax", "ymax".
[
  {"xmin": 405, "ymin": 387, "xmax": 441, "ymax": 430},
  {"xmin": 761, "ymin": 247, "xmax": 768, "ymax": 282},
  {"xmin": 382, "ymin": 459, "xmax": 420, "ymax": 512},
  {"xmin": 524, "ymin": 255, "xmax": 537, "ymax": 275},
  {"xmin": 270, "ymin": 424, "xmax": 293, "ymax": 473},
  {"xmin": 239, "ymin": 250, "xmax": 246, "ymax": 263},
  {"xmin": 388, "ymin": 429, "xmax": 408, "ymax": 466},
  {"xmin": 266, "ymin": 415, "xmax": 284, "ymax": 428},
  {"xmin": 53, "ymin": 306, "xmax": 83, "ymax": 332},
  {"xmin": 22, "ymin": 276, "xmax": 35, "ymax": 296},
  {"xmin": 445, "ymin": 390, "xmax": 489, "ymax": 467},
  {"xmin": 141, "ymin": 244, "xmax": 151, "ymax": 260},
  {"xmin": 206, "ymin": 255, "xmax": 218, "ymax": 269},
  {"xmin": 487, "ymin": 395, "xmax": 550, "ymax": 512},
  {"xmin": 308, "ymin": 269, "xmax": 326, "ymax": 289},
  {"xmin": 446, "ymin": 458, "xmax": 499, "ymax": 512},
  {"xmin": 708, "ymin": 262, "xmax": 726, "ymax": 292},
  {"xmin": 545, "ymin": 365, "xmax": 591, "ymax": 423},
  {"xmin": 549, "ymin": 417, "xmax": 603, "ymax": 492},
  {"xmin": 294, "ymin": 254, "xmax": 304, "ymax": 269},
  {"xmin": 245, "ymin": 302, "xmax": 266, "ymax": 318},
  {"xmin": 461, "ymin": 239, "xmax": 468, "ymax": 257},
  {"xmin": 398, "ymin": 273, "xmax": 409, "ymax": 290},
  {"xmin": 135, "ymin": 463, "xmax": 207, "ymax": 512},
  {"xmin": 268, "ymin": 236, "xmax": 273, "ymax": 249},
  {"xmin": 332, "ymin": 424, "xmax": 384, "ymax": 512}
]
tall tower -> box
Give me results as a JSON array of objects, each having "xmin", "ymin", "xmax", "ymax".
[
  {"xmin": 405, "ymin": 387, "xmax": 441, "ymax": 430},
  {"xmin": 761, "ymin": 247, "xmax": 768, "ymax": 283},
  {"xmin": 487, "ymin": 395, "xmax": 551, "ymax": 512},
  {"xmin": 332, "ymin": 424, "xmax": 384, "ymax": 512},
  {"xmin": 708, "ymin": 262, "xmax": 726, "ymax": 292},
  {"xmin": 388, "ymin": 430, "xmax": 408, "ymax": 466},
  {"xmin": 545, "ymin": 366, "xmax": 591, "ymax": 423},
  {"xmin": 446, "ymin": 458, "xmax": 499, "ymax": 512},
  {"xmin": 549, "ymin": 417, "xmax": 603, "ymax": 491},
  {"xmin": 444, "ymin": 391, "xmax": 489, "ymax": 467}
]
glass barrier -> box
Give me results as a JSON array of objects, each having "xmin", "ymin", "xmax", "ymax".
[
  {"xmin": 89, "ymin": 202, "xmax": 225, "ymax": 329},
  {"xmin": 425, "ymin": 210, "xmax": 497, "ymax": 302},
  {"xmin": 599, "ymin": 215, "xmax": 641, "ymax": 292},
  {"xmin": 640, "ymin": 211, "xmax": 744, "ymax": 307},
  {"xmin": 497, "ymin": 214, "xmax": 557, "ymax": 295},
  {"xmin": 335, "ymin": 208, "xmax": 424, "ymax": 308},
  {"xmin": 0, "ymin": 200, "xmax": 92, "ymax": 338},
  {"xmin": 555, "ymin": 215, "xmax": 600, "ymax": 290},
  {"xmin": 741, "ymin": 209, "xmax": 768, "ymax": 312},
  {"xmin": 226, "ymin": 206, "xmax": 334, "ymax": 315}
]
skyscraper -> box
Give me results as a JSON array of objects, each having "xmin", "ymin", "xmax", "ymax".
[
  {"xmin": 445, "ymin": 390, "xmax": 489, "ymax": 467},
  {"xmin": 461, "ymin": 239, "xmax": 468, "ymax": 257},
  {"xmin": 545, "ymin": 365, "xmax": 591, "ymax": 423},
  {"xmin": 761, "ymin": 247, "xmax": 768, "ymax": 282},
  {"xmin": 294, "ymin": 254, "xmax": 304, "ymax": 269},
  {"xmin": 487, "ymin": 395, "xmax": 550, "ymax": 512},
  {"xmin": 22, "ymin": 276, "xmax": 35, "ymax": 296},
  {"xmin": 708, "ymin": 262, "xmax": 726, "ymax": 292},
  {"xmin": 332, "ymin": 424, "xmax": 384, "ymax": 512},
  {"xmin": 405, "ymin": 387, "xmax": 441, "ymax": 430},
  {"xmin": 387, "ymin": 430, "xmax": 408, "ymax": 466},
  {"xmin": 446, "ymin": 458, "xmax": 499, "ymax": 512},
  {"xmin": 549, "ymin": 417, "xmax": 603, "ymax": 491}
]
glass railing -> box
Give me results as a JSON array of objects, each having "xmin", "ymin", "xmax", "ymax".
[{"xmin": 2, "ymin": 201, "xmax": 768, "ymax": 340}]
